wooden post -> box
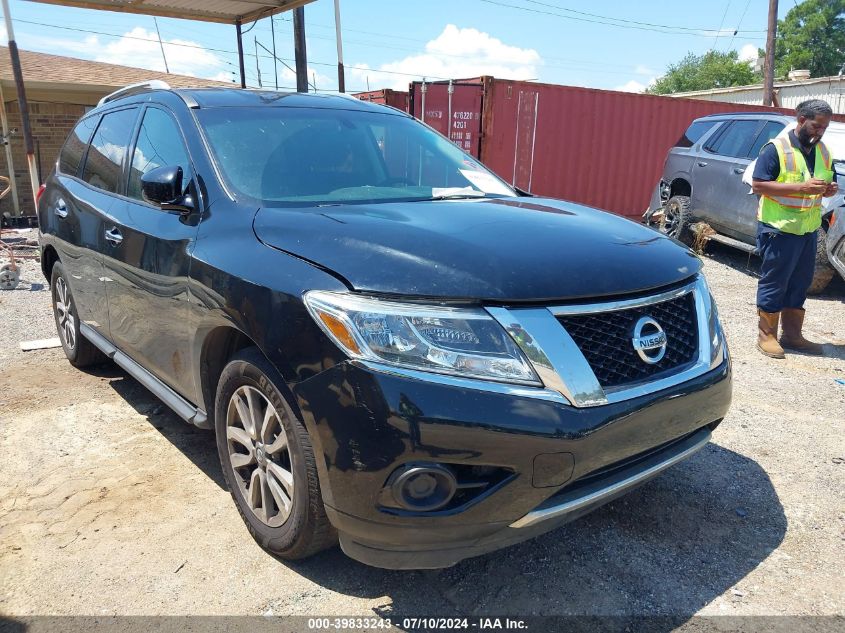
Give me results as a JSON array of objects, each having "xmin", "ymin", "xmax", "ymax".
[{"xmin": 763, "ymin": 0, "xmax": 778, "ymax": 106}]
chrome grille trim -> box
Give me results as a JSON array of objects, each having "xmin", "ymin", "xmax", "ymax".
[{"xmin": 488, "ymin": 275, "xmax": 724, "ymax": 408}]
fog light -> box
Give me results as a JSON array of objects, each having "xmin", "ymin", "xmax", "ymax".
[{"xmin": 391, "ymin": 464, "xmax": 457, "ymax": 512}]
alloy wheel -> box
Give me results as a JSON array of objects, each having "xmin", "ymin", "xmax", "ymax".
[
  {"xmin": 661, "ymin": 201, "xmax": 680, "ymax": 237},
  {"xmin": 55, "ymin": 277, "xmax": 76, "ymax": 351},
  {"xmin": 226, "ymin": 385, "xmax": 295, "ymax": 527}
]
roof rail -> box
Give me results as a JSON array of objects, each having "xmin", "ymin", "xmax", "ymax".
[{"xmin": 98, "ymin": 80, "xmax": 172, "ymax": 107}]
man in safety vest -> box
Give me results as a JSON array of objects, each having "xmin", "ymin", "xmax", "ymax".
[{"xmin": 751, "ymin": 99, "xmax": 837, "ymax": 358}]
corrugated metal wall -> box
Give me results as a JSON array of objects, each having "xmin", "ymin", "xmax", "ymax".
[
  {"xmin": 674, "ymin": 78, "xmax": 845, "ymax": 114},
  {"xmin": 410, "ymin": 78, "xmax": 804, "ymax": 218}
]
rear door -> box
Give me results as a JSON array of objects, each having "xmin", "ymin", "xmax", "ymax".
[
  {"xmin": 690, "ymin": 118, "xmax": 764, "ymax": 237},
  {"xmin": 48, "ymin": 109, "xmax": 140, "ymax": 338},
  {"xmin": 102, "ymin": 105, "xmax": 200, "ymax": 400}
]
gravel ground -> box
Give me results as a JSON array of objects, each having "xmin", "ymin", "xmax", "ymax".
[{"xmin": 0, "ymin": 233, "xmax": 843, "ymax": 623}]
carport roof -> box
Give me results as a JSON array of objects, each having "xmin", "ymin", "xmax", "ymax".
[{"xmin": 22, "ymin": 0, "xmax": 315, "ymax": 25}]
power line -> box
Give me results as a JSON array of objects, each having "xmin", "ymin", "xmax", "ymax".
[
  {"xmin": 726, "ymin": 0, "xmax": 754, "ymax": 52},
  {"xmin": 478, "ymin": 0, "xmax": 766, "ymax": 38},
  {"xmin": 12, "ymin": 18, "xmax": 456, "ymax": 81},
  {"xmin": 520, "ymin": 0, "xmax": 762, "ymax": 34},
  {"xmin": 712, "ymin": 1, "xmax": 732, "ymax": 50}
]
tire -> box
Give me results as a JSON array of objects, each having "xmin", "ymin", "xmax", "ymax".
[
  {"xmin": 807, "ymin": 228, "xmax": 835, "ymax": 295},
  {"xmin": 215, "ymin": 347, "xmax": 336, "ymax": 560},
  {"xmin": 50, "ymin": 262, "xmax": 106, "ymax": 368},
  {"xmin": 660, "ymin": 195, "xmax": 693, "ymax": 245}
]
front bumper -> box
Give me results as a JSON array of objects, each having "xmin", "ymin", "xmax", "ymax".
[{"xmin": 293, "ymin": 356, "xmax": 732, "ymax": 569}]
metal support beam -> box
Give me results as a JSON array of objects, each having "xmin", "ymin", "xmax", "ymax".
[
  {"xmin": 293, "ymin": 6, "xmax": 308, "ymax": 92},
  {"xmin": 2, "ymin": 0, "xmax": 39, "ymax": 215},
  {"xmin": 0, "ymin": 82, "xmax": 20, "ymax": 216},
  {"xmin": 236, "ymin": 20, "xmax": 246, "ymax": 88},
  {"xmin": 333, "ymin": 0, "xmax": 345, "ymax": 93}
]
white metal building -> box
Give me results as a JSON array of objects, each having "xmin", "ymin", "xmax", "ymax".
[{"xmin": 672, "ymin": 75, "xmax": 845, "ymax": 114}]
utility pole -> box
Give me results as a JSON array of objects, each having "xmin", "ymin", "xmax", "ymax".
[
  {"xmin": 153, "ymin": 18, "xmax": 169, "ymax": 74},
  {"xmin": 763, "ymin": 0, "xmax": 778, "ymax": 106},
  {"xmin": 334, "ymin": 0, "xmax": 345, "ymax": 93},
  {"xmin": 293, "ymin": 6, "xmax": 308, "ymax": 93}
]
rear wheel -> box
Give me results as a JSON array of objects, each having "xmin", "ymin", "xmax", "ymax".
[
  {"xmin": 50, "ymin": 262, "xmax": 106, "ymax": 368},
  {"xmin": 660, "ymin": 195, "xmax": 693, "ymax": 245},
  {"xmin": 807, "ymin": 228, "xmax": 835, "ymax": 295},
  {"xmin": 215, "ymin": 348, "xmax": 336, "ymax": 560}
]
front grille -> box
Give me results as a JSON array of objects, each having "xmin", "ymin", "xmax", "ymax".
[{"xmin": 557, "ymin": 292, "xmax": 698, "ymax": 389}]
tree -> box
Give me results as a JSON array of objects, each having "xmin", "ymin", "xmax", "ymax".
[
  {"xmin": 647, "ymin": 50, "xmax": 761, "ymax": 95},
  {"xmin": 775, "ymin": 0, "xmax": 845, "ymax": 79}
]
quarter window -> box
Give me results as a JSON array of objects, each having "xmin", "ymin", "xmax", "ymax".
[
  {"xmin": 675, "ymin": 120, "xmax": 719, "ymax": 148},
  {"xmin": 81, "ymin": 108, "xmax": 138, "ymax": 194},
  {"xmin": 127, "ymin": 108, "xmax": 192, "ymax": 201},
  {"xmin": 59, "ymin": 116, "xmax": 99, "ymax": 177}
]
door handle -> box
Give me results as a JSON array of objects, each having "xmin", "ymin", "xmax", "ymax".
[
  {"xmin": 104, "ymin": 227, "xmax": 123, "ymax": 246},
  {"xmin": 697, "ymin": 161, "xmax": 708, "ymax": 167},
  {"xmin": 54, "ymin": 199, "xmax": 68, "ymax": 219},
  {"xmin": 732, "ymin": 167, "xmax": 745, "ymax": 175}
]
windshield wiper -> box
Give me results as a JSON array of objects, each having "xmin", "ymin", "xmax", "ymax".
[{"xmin": 413, "ymin": 187, "xmax": 487, "ymax": 202}]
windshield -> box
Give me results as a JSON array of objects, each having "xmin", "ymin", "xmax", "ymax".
[{"xmin": 196, "ymin": 106, "xmax": 516, "ymax": 206}]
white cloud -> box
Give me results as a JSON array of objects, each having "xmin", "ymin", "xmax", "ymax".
[
  {"xmin": 738, "ymin": 43, "xmax": 759, "ymax": 63},
  {"xmin": 0, "ymin": 25, "xmax": 6, "ymax": 46},
  {"xmin": 634, "ymin": 64, "xmax": 657, "ymax": 76},
  {"xmin": 615, "ymin": 79, "xmax": 647, "ymax": 93},
  {"xmin": 349, "ymin": 24, "xmax": 541, "ymax": 91},
  {"xmin": 93, "ymin": 27, "xmax": 227, "ymax": 79}
]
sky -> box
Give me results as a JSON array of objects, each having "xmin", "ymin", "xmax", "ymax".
[{"xmin": 0, "ymin": 0, "xmax": 798, "ymax": 94}]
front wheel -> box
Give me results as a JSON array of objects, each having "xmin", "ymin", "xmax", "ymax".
[
  {"xmin": 659, "ymin": 195, "xmax": 693, "ymax": 245},
  {"xmin": 215, "ymin": 348, "xmax": 336, "ymax": 560}
]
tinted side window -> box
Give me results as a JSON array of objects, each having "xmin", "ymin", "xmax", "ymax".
[
  {"xmin": 82, "ymin": 108, "xmax": 138, "ymax": 193},
  {"xmin": 127, "ymin": 108, "xmax": 193, "ymax": 201},
  {"xmin": 706, "ymin": 120, "xmax": 763, "ymax": 158},
  {"xmin": 59, "ymin": 116, "xmax": 99, "ymax": 176},
  {"xmin": 749, "ymin": 121, "xmax": 786, "ymax": 158},
  {"xmin": 675, "ymin": 120, "xmax": 719, "ymax": 148}
]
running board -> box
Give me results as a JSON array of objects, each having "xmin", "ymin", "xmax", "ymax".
[
  {"xmin": 80, "ymin": 323, "xmax": 210, "ymax": 430},
  {"xmin": 706, "ymin": 232, "xmax": 756, "ymax": 253},
  {"xmin": 691, "ymin": 223, "xmax": 756, "ymax": 253}
]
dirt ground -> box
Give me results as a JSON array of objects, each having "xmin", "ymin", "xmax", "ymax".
[{"xmin": 0, "ymin": 243, "xmax": 844, "ymax": 623}]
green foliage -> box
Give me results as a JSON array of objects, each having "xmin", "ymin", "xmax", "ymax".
[
  {"xmin": 647, "ymin": 50, "xmax": 761, "ymax": 95},
  {"xmin": 775, "ymin": 0, "xmax": 845, "ymax": 79}
]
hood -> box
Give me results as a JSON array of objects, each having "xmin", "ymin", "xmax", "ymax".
[{"xmin": 253, "ymin": 197, "xmax": 701, "ymax": 302}]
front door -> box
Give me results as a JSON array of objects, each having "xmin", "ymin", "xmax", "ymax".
[{"xmin": 102, "ymin": 105, "xmax": 200, "ymax": 401}]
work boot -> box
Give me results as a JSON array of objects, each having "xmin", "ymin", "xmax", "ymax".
[
  {"xmin": 757, "ymin": 310, "xmax": 785, "ymax": 359},
  {"xmin": 780, "ymin": 307, "xmax": 825, "ymax": 356}
]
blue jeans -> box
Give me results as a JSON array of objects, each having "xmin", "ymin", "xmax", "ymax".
[{"xmin": 756, "ymin": 226, "xmax": 817, "ymax": 313}]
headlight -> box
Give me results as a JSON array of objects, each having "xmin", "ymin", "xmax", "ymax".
[{"xmin": 304, "ymin": 291, "xmax": 541, "ymax": 386}]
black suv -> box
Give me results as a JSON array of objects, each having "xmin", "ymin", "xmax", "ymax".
[{"xmin": 38, "ymin": 83, "xmax": 732, "ymax": 570}]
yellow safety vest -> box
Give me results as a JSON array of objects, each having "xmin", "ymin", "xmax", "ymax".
[{"xmin": 758, "ymin": 136, "xmax": 833, "ymax": 235}]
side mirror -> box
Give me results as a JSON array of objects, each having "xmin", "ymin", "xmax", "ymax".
[
  {"xmin": 834, "ymin": 161, "xmax": 845, "ymax": 177},
  {"xmin": 141, "ymin": 165, "xmax": 193, "ymax": 212}
]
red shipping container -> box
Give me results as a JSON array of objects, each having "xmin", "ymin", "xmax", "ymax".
[
  {"xmin": 352, "ymin": 89, "xmax": 409, "ymax": 112},
  {"xmin": 408, "ymin": 77, "xmax": 820, "ymax": 218}
]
